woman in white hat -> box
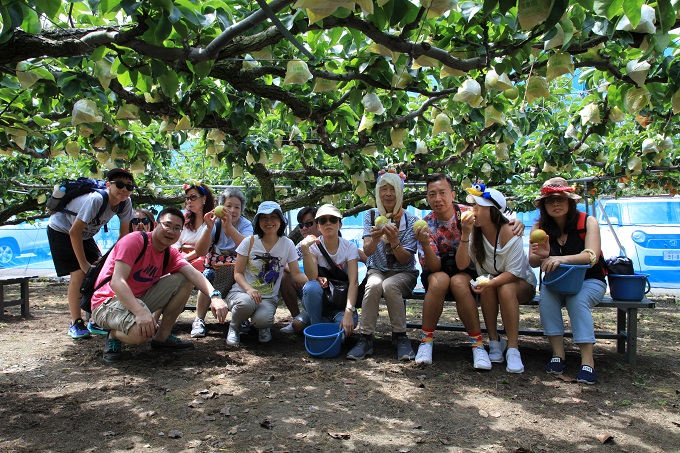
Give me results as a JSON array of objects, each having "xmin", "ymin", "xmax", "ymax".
[
  {"xmin": 456, "ymin": 185, "xmax": 536, "ymax": 373},
  {"xmin": 529, "ymin": 177, "xmax": 606, "ymax": 385},
  {"xmin": 296, "ymin": 204, "xmax": 361, "ymax": 335}
]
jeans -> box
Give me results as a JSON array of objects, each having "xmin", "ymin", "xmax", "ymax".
[
  {"xmin": 301, "ymin": 280, "xmax": 358, "ymax": 326},
  {"xmin": 226, "ymin": 291, "xmax": 278, "ymax": 330},
  {"xmin": 539, "ymin": 279, "xmax": 606, "ymax": 344}
]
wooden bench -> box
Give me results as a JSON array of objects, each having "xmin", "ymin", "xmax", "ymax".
[
  {"xmin": 404, "ymin": 289, "xmax": 655, "ymax": 365},
  {"xmin": 0, "ymin": 276, "xmax": 37, "ymax": 320}
]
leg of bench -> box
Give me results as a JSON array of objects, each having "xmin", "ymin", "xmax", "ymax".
[
  {"xmin": 627, "ymin": 307, "xmax": 638, "ymax": 365},
  {"xmin": 0, "ymin": 282, "xmax": 4, "ymax": 321},
  {"xmin": 616, "ymin": 307, "xmax": 626, "ymax": 355},
  {"xmin": 20, "ymin": 278, "xmax": 30, "ymax": 318}
]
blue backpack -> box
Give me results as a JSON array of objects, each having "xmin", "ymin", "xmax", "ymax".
[{"xmin": 46, "ymin": 178, "xmax": 125, "ymax": 231}]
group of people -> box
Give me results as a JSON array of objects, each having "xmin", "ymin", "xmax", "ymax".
[{"xmin": 47, "ymin": 168, "xmax": 603, "ymax": 384}]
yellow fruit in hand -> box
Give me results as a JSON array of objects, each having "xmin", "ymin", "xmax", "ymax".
[
  {"xmin": 413, "ymin": 219, "xmax": 428, "ymax": 231},
  {"xmin": 214, "ymin": 205, "xmax": 225, "ymax": 218},
  {"xmin": 461, "ymin": 211, "xmax": 474, "ymax": 221},
  {"xmin": 374, "ymin": 216, "xmax": 389, "ymax": 229},
  {"xmin": 530, "ymin": 229, "xmax": 547, "ymax": 244},
  {"xmin": 476, "ymin": 275, "xmax": 491, "ymax": 286}
]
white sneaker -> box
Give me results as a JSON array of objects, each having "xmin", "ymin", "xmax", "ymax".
[
  {"xmin": 488, "ymin": 337, "xmax": 507, "ymax": 363},
  {"xmin": 415, "ymin": 342, "xmax": 433, "ymax": 365},
  {"xmin": 258, "ymin": 327, "xmax": 272, "ymax": 343},
  {"xmin": 472, "ymin": 347, "xmax": 492, "ymax": 370},
  {"xmin": 226, "ymin": 325, "xmax": 240, "ymax": 346},
  {"xmin": 505, "ymin": 348, "xmax": 524, "ymax": 373},
  {"xmin": 280, "ymin": 321, "xmax": 295, "ymax": 334},
  {"xmin": 190, "ymin": 318, "xmax": 206, "ymax": 338}
]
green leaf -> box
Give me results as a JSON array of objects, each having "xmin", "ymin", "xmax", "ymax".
[
  {"xmin": 187, "ymin": 61, "xmax": 213, "ymax": 79},
  {"xmin": 622, "ymin": 0, "xmax": 643, "ymax": 28},
  {"xmin": 460, "ymin": 2, "xmax": 483, "ymax": 22},
  {"xmin": 482, "ymin": 0, "xmax": 498, "ymax": 16},
  {"xmin": 159, "ymin": 72, "xmax": 179, "ymax": 97},
  {"xmin": 499, "ymin": 0, "xmax": 516, "ymax": 15},
  {"xmin": 656, "ymin": 0, "xmax": 675, "ymax": 35},
  {"xmin": 154, "ymin": 12, "xmax": 173, "ymax": 44},
  {"xmin": 34, "ymin": 0, "xmax": 61, "ymax": 20},
  {"xmin": 575, "ymin": 0, "xmax": 594, "ymax": 9},
  {"xmin": 544, "ymin": 0, "xmax": 568, "ymax": 32},
  {"xmin": 31, "ymin": 67, "xmax": 55, "ymax": 82},
  {"xmin": 593, "ymin": 0, "xmax": 624, "ymax": 20},
  {"xmin": 32, "ymin": 115, "xmax": 53, "ymax": 127}
]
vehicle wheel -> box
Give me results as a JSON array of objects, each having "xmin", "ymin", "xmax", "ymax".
[{"xmin": 0, "ymin": 239, "xmax": 19, "ymax": 266}]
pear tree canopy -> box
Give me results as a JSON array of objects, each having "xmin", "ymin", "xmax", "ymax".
[{"xmin": 0, "ymin": 0, "xmax": 679, "ymax": 224}]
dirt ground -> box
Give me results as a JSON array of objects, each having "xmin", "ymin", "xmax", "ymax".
[{"xmin": 1, "ymin": 280, "xmax": 679, "ymax": 453}]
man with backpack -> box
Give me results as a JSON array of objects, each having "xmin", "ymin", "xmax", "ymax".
[
  {"xmin": 48, "ymin": 168, "xmax": 136, "ymax": 339},
  {"xmin": 90, "ymin": 207, "xmax": 228, "ymax": 362}
]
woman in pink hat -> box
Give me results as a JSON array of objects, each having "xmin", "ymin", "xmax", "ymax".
[{"xmin": 529, "ymin": 177, "xmax": 607, "ymax": 385}]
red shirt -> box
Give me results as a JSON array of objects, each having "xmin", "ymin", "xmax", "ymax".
[{"xmin": 91, "ymin": 232, "xmax": 188, "ymax": 310}]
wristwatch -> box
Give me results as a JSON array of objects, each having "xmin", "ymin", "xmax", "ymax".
[
  {"xmin": 210, "ymin": 289, "xmax": 222, "ymax": 299},
  {"xmin": 345, "ymin": 305, "xmax": 356, "ymax": 312}
]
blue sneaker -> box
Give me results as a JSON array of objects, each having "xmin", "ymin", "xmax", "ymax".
[
  {"xmin": 68, "ymin": 318, "xmax": 91, "ymax": 339},
  {"xmin": 576, "ymin": 365, "xmax": 597, "ymax": 385},
  {"xmin": 545, "ymin": 356, "xmax": 566, "ymax": 375},
  {"xmin": 103, "ymin": 332, "xmax": 122, "ymax": 362},
  {"xmin": 240, "ymin": 320, "xmax": 252, "ymax": 334},
  {"xmin": 88, "ymin": 319, "xmax": 109, "ymax": 335}
]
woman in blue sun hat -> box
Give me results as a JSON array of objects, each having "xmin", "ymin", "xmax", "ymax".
[{"xmin": 226, "ymin": 201, "xmax": 307, "ymax": 347}]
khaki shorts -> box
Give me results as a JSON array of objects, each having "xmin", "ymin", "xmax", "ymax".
[{"xmin": 92, "ymin": 273, "xmax": 188, "ymax": 334}]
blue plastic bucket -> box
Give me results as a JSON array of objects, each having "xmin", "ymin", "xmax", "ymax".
[
  {"xmin": 304, "ymin": 323, "xmax": 344, "ymax": 359},
  {"xmin": 608, "ymin": 273, "xmax": 650, "ymax": 301},
  {"xmin": 542, "ymin": 264, "xmax": 589, "ymax": 294}
]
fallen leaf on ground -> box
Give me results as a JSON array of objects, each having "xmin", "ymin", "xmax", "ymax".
[
  {"xmin": 260, "ymin": 419, "xmax": 273, "ymax": 429},
  {"xmin": 479, "ymin": 409, "xmax": 489, "ymax": 418},
  {"xmin": 220, "ymin": 406, "xmax": 231, "ymax": 416},
  {"xmin": 289, "ymin": 433, "xmax": 307, "ymax": 439},
  {"xmin": 489, "ymin": 411, "xmax": 501, "ymax": 418},
  {"xmin": 168, "ymin": 430, "xmax": 183, "ymax": 439},
  {"xmin": 188, "ymin": 400, "xmax": 203, "ymax": 408},
  {"xmin": 557, "ymin": 374, "xmax": 577, "ymax": 383},
  {"xmin": 102, "ymin": 431, "xmax": 115, "ymax": 437},
  {"xmin": 328, "ymin": 431, "xmax": 350, "ymax": 439},
  {"xmin": 228, "ymin": 427, "xmax": 238, "ymax": 435},
  {"xmin": 598, "ymin": 433, "xmax": 614, "ymax": 444}
]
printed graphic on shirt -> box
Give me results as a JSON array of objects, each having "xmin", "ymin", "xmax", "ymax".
[
  {"xmin": 249, "ymin": 252, "xmax": 282, "ymax": 292},
  {"xmin": 133, "ymin": 263, "xmax": 164, "ymax": 283}
]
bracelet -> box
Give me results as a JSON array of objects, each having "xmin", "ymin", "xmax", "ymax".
[
  {"xmin": 460, "ymin": 239, "xmax": 470, "ymax": 243},
  {"xmin": 302, "ymin": 251, "xmax": 311, "ymax": 257},
  {"xmin": 582, "ymin": 248, "xmax": 597, "ymax": 267},
  {"xmin": 393, "ymin": 242, "xmax": 402, "ymax": 250}
]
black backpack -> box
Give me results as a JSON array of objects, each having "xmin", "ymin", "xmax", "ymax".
[
  {"xmin": 47, "ymin": 178, "xmax": 126, "ymax": 232},
  {"xmin": 79, "ymin": 232, "xmax": 170, "ymax": 313}
]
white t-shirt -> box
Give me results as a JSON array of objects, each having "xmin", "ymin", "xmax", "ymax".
[
  {"xmin": 174, "ymin": 222, "xmax": 208, "ymax": 252},
  {"xmin": 469, "ymin": 235, "xmax": 537, "ymax": 287},
  {"xmin": 309, "ymin": 237, "xmax": 360, "ymax": 274},
  {"xmin": 48, "ymin": 191, "xmax": 133, "ymax": 239},
  {"xmin": 229, "ymin": 235, "xmax": 298, "ymax": 298}
]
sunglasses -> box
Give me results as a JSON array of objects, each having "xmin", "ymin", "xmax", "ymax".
[
  {"xmin": 317, "ymin": 216, "xmax": 339, "ymax": 225},
  {"xmin": 113, "ymin": 180, "xmax": 135, "ymax": 191},
  {"xmin": 298, "ymin": 221, "xmax": 316, "ymax": 229},
  {"xmin": 130, "ymin": 218, "xmax": 151, "ymax": 226},
  {"xmin": 545, "ymin": 195, "xmax": 568, "ymax": 204},
  {"xmin": 185, "ymin": 194, "xmax": 202, "ymax": 202}
]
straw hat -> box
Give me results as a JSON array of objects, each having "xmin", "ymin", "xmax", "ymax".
[{"xmin": 533, "ymin": 177, "xmax": 582, "ymax": 207}]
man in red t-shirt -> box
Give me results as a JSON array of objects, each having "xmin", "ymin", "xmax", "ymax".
[{"xmin": 91, "ymin": 207, "xmax": 228, "ymax": 362}]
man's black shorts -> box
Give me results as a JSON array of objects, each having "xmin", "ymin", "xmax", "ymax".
[{"xmin": 48, "ymin": 226, "xmax": 101, "ymax": 276}]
